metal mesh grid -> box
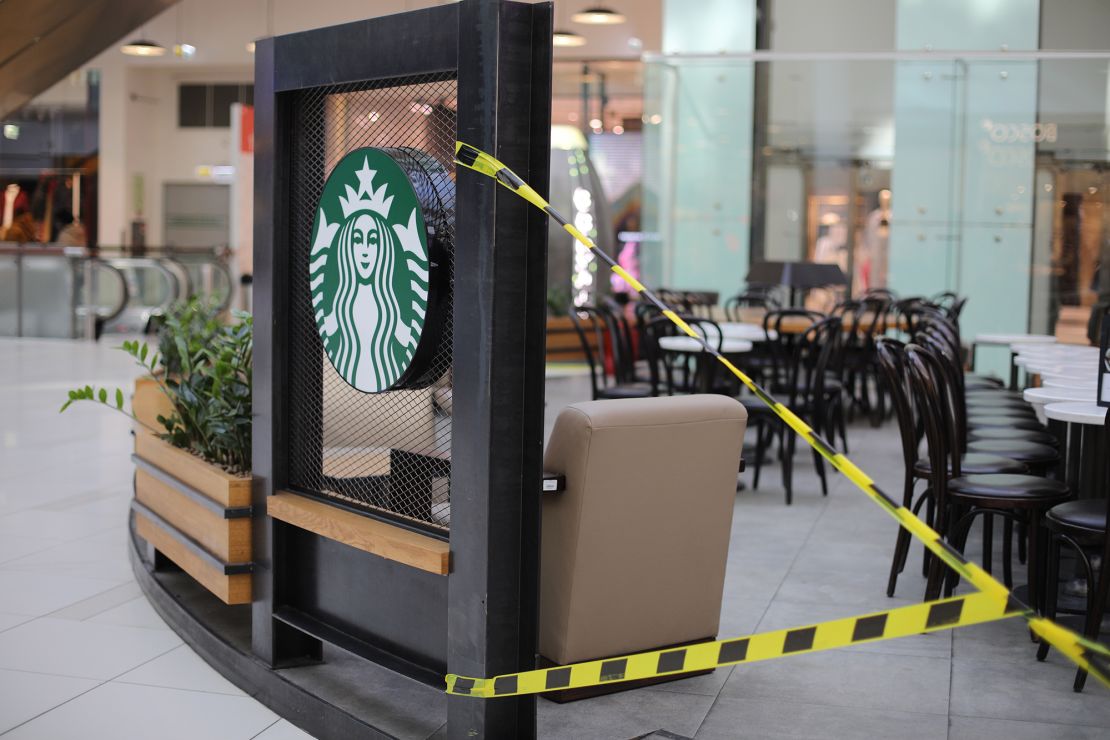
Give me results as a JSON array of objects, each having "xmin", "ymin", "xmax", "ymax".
[{"xmin": 287, "ymin": 74, "xmax": 457, "ymax": 535}]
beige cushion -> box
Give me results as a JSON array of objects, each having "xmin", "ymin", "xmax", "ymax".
[{"xmin": 540, "ymin": 395, "xmax": 747, "ymax": 665}]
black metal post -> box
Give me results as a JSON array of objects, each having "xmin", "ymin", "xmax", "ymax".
[
  {"xmin": 251, "ymin": 36, "xmax": 323, "ymax": 668},
  {"xmin": 448, "ymin": 1, "xmax": 551, "ymax": 738}
]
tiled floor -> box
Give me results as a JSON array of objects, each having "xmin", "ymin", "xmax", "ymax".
[{"xmin": 1, "ymin": 338, "xmax": 1107, "ymax": 739}]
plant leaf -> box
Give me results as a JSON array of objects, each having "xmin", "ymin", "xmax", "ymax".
[
  {"xmin": 115, "ymin": 388, "xmax": 124, "ymax": 409},
  {"xmin": 98, "ymin": 388, "xmax": 107, "ymax": 403}
]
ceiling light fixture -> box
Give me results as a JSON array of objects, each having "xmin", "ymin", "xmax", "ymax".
[
  {"xmin": 553, "ymin": 29, "xmax": 586, "ymax": 47},
  {"xmin": 572, "ymin": 5, "xmax": 625, "ymax": 25},
  {"xmin": 121, "ymin": 37, "xmax": 166, "ymax": 57}
]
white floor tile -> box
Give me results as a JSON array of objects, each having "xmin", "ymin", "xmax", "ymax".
[
  {"xmin": 116, "ymin": 644, "xmax": 244, "ymax": 696},
  {"xmin": 2, "ymin": 681, "xmax": 279, "ymax": 740},
  {"xmin": 0, "ymin": 617, "xmax": 181, "ymax": 679},
  {"xmin": 0, "ymin": 569, "xmax": 128, "ymax": 616},
  {"xmin": 87, "ymin": 596, "xmax": 171, "ymax": 631},
  {"xmin": 0, "ymin": 534, "xmax": 64, "ymax": 565},
  {"xmin": 252, "ymin": 719, "xmax": 319, "ymax": 739},
  {"xmin": 0, "ymin": 611, "xmax": 32, "ymax": 633},
  {"xmin": 0, "ymin": 667, "xmax": 100, "ymax": 734}
]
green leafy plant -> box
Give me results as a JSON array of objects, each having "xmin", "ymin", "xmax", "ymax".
[{"xmin": 60, "ymin": 299, "xmax": 252, "ymax": 475}]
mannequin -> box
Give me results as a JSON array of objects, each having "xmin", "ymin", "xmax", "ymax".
[{"xmin": 859, "ymin": 189, "xmax": 891, "ymax": 290}]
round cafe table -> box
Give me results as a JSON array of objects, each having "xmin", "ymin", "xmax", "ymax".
[
  {"xmin": 718, "ymin": 322, "xmax": 776, "ymax": 342},
  {"xmin": 1044, "ymin": 401, "xmax": 1107, "ymax": 501},
  {"xmin": 1023, "ymin": 385, "xmax": 1093, "ymax": 425},
  {"xmin": 972, "ymin": 333, "xmax": 1056, "ymax": 389},
  {"xmin": 658, "ymin": 335, "xmax": 753, "ymax": 393}
]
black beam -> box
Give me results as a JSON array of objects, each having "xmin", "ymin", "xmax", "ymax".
[
  {"xmin": 448, "ymin": 1, "xmax": 551, "ymax": 738},
  {"xmin": 251, "ymin": 36, "xmax": 322, "ymax": 668}
]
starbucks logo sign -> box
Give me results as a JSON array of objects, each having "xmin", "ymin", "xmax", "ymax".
[{"xmin": 311, "ymin": 148, "xmax": 431, "ymax": 393}]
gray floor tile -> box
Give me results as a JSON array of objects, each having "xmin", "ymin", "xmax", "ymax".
[
  {"xmin": 950, "ymin": 654, "xmax": 1110, "ymax": 726},
  {"xmin": 948, "ymin": 715, "xmax": 1110, "ymax": 740},
  {"xmin": 695, "ymin": 696, "xmax": 948, "ymax": 740},
  {"xmin": 538, "ymin": 687, "xmax": 714, "ymax": 740},
  {"xmin": 720, "ymin": 649, "xmax": 951, "ymax": 716}
]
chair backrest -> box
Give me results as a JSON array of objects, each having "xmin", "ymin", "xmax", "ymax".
[
  {"xmin": 904, "ymin": 344, "xmax": 963, "ymax": 496},
  {"xmin": 641, "ymin": 314, "xmax": 682, "ymax": 395},
  {"xmin": 724, "ymin": 291, "xmax": 779, "ymax": 322},
  {"xmin": 568, "ymin": 306, "xmax": 616, "ymax": 399},
  {"xmin": 540, "ymin": 395, "xmax": 748, "ymax": 664},
  {"xmin": 875, "ymin": 339, "xmax": 922, "ymax": 474},
  {"xmin": 762, "ymin": 309, "xmax": 827, "ymax": 393}
]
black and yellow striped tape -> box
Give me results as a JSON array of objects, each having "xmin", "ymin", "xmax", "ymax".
[
  {"xmin": 451, "ymin": 141, "xmax": 1110, "ymax": 694},
  {"xmin": 447, "ymin": 592, "xmax": 1024, "ymax": 698}
]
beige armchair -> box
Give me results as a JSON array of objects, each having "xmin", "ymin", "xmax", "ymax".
[{"xmin": 539, "ymin": 394, "xmax": 747, "ymax": 683}]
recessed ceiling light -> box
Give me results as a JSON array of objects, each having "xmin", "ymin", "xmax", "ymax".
[
  {"xmin": 246, "ymin": 40, "xmax": 256, "ymax": 54},
  {"xmin": 121, "ymin": 38, "xmax": 166, "ymax": 57},
  {"xmin": 173, "ymin": 43, "xmax": 196, "ymax": 58},
  {"xmin": 572, "ymin": 6, "xmax": 625, "ymax": 25},
  {"xmin": 553, "ymin": 29, "xmax": 586, "ymax": 47}
]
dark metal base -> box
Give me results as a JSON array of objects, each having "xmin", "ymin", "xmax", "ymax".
[{"xmin": 128, "ymin": 516, "xmax": 445, "ymax": 740}]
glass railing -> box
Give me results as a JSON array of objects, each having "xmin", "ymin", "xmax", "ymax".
[{"xmin": 0, "ymin": 244, "xmax": 234, "ymax": 339}]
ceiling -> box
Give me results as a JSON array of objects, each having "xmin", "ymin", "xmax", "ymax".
[{"xmin": 0, "ymin": 0, "xmax": 179, "ymax": 118}]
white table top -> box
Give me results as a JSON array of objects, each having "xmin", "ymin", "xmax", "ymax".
[
  {"xmin": 1014, "ymin": 352, "xmax": 1098, "ymax": 367},
  {"xmin": 1024, "ymin": 386, "xmax": 1094, "ymax": 405},
  {"xmin": 1023, "ymin": 364, "xmax": 1097, "ymax": 378},
  {"xmin": 976, "ymin": 333, "xmax": 1057, "ymax": 345},
  {"xmin": 718, "ymin": 322, "xmax": 776, "ymax": 341},
  {"xmin": 1044, "ymin": 401, "xmax": 1107, "ymax": 425},
  {"xmin": 1043, "ymin": 377, "xmax": 1098, "ymax": 390},
  {"xmin": 658, "ymin": 336, "xmax": 754, "ymax": 354}
]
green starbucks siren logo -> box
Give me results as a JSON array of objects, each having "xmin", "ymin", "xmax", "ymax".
[{"xmin": 311, "ymin": 148, "xmax": 431, "ymax": 393}]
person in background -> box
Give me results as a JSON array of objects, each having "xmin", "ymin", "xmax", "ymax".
[{"xmin": 2, "ymin": 206, "xmax": 37, "ymax": 243}]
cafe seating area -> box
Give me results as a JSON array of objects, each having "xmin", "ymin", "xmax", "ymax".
[{"xmin": 560, "ymin": 286, "xmax": 1110, "ymax": 702}]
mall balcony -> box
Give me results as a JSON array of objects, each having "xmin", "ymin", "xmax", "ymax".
[{"xmin": 1, "ymin": 0, "xmax": 1108, "ymax": 738}]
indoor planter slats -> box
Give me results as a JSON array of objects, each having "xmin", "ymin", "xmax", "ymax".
[{"xmin": 132, "ymin": 379, "xmax": 253, "ymax": 606}]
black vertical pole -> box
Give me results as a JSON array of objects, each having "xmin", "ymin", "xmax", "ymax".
[
  {"xmin": 450, "ymin": 1, "xmax": 550, "ymax": 738},
  {"xmin": 748, "ymin": 0, "xmax": 771, "ymax": 267},
  {"xmin": 251, "ymin": 36, "xmax": 322, "ymax": 668}
]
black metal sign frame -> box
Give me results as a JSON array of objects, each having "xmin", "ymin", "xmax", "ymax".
[{"xmin": 253, "ymin": 2, "xmax": 551, "ymax": 738}]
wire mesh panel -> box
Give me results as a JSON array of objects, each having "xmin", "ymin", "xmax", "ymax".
[{"xmin": 287, "ymin": 73, "xmax": 457, "ymax": 535}]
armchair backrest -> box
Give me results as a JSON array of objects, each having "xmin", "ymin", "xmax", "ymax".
[{"xmin": 540, "ymin": 395, "xmax": 748, "ymax": 665}]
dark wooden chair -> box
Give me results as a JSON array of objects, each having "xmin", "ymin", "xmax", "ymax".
[
  {"xmin": 569, "ymin": 306, "xmax": 655, "ymax": 400},
  {"xmin": 876, "ymin": 339, "xmax": 1028, "ymax": 597},
  {"xmin": 904, "ymin": 344, "xmax": 1070, "ymax": 605}
]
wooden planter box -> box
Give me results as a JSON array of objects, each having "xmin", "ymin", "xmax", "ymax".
[
  {"xmin": 130, "ymin": 378, "xmax": 253, "ymax": 605},
  {"xmin": 546, "ymin": 315, "xmax": 593, "ymax": 363}
]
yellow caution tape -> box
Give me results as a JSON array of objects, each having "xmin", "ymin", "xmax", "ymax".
[
  {"xmin": 451, "ymin": 141, "xmax": 1110, "ymax": 694},
  {"xmin": 447, "ymin": 592, "xmax": 1023, "ymax": 697}
]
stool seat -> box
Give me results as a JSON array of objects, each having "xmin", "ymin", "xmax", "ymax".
[
  {"xmin": 966, "ymin": 390, "xmax": 1025, "ymax": 401},
  {"xmin": 966, "ymin": 399, "xmax": 1034, "ymax": 411},
  {"xmin": 1046, "ymin": 499, "xmax": 1108, "ymax": 534},
  {"xmin": 914, "ymin": 453, "xmax": 1026, "ymax": 477},
  {"xmin": 949, "ymin": 473, "xmax": 1071, "ymax": 503},
  {"xmin": 967, "ymin": 438, "xmax": 1059, "ymax": 465},
  {"xmin": 969, "ymin": 415, "xmax": 1044, "ymax": 431},
  {"xmin": 969, "ymin": 427, "xmax": 1057, "ymax": 445}
]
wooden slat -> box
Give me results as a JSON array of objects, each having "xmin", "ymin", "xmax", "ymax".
[
  {"xmin": 268, "ymin": 491, "xmax": 450, "ymax": 575},
  {"xmin": 134, "ymin": 511, "xmax": 251, "ymax": 605},
  {"xmin": 135, "ymin": 469, "xmax": 250, "ymax": 563},
  {"xmin": 134, "ymin": 433, "xmax": 251, "ymax": 508}
]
